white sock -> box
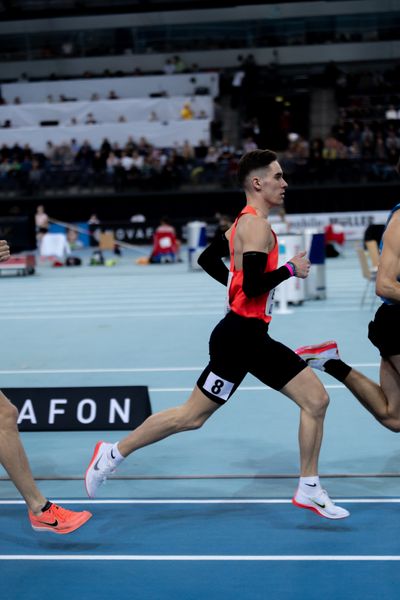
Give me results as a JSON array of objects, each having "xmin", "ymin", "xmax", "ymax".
[
  {"xmin": 108, "ymin": 442, "xmax": 125, "ymax": 466},
  {"xmin": 299, "ymin": 475, "xmax": 322, "ymax": 495}
]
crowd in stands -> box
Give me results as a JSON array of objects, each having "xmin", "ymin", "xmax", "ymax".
[
  {"xmin": 1, "ymin": 124, "xmax": 399, "ymax": 196},
  {"xmin": 0, "ymin": 59, "xmax": 399, "ymax": 194},
  {"xmin": 280, "ymin": 126, "xmax": 400, "ymax": 185},
  {"xmin": 0, "ymin": 136, "xmax": 239, "ymax": 194}
]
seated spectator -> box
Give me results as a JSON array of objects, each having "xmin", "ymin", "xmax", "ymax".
[
  {"xmin": 173, "ymin": 55, "xmax": 186, "ymax": 73},
  {"xmin": 106, "ymin": 151, "xmax": 120, "ymax": 182},
  {"xmin": 148, "ymin": 111, "xmax": 159, "ymax": 122},
  {"xmin": 125, "ymin": 136, "xmax": 136, "ymax": 153},
  {"xmin": 120, "ymin": 151, "xmax": 134, "ymax": 172},
  {"xmin": 180, "ymin": 102, "xmax": 194, "ymax": 120},
  {"xmin": 385, "ymin": 104, "xmax": 399, "ymax": 120},
  {"xmin": 137, "ymin": 136, "xmax": 152, "ymax": 154},
  {"xmin": 131, "ymin": 150, "xmax": 144, "ymax": 171},
  {"xmin": 149, "ymin": 217, "xmax": 179, "ymax": 263},
  {"xmin": 28, "ymin": 159, "xmax": 43, "ymax": 193},
  {"xmin": 181, "ymin": 140, "xmax": 195, "ymax": 161},
  {"xmin": 204, "ymin": 145, "xmax": 219, "ymax": 164},
  {"xmin": 163, "ymin": 58, "xmax": 175, "ymax": 75},
  {"xmin": 108, "ymin": 90, "xmax": 119, "ymax": 100},
  {"xmin": 85, "ymin": 113, "xmax": 97, "ymax": 125}
]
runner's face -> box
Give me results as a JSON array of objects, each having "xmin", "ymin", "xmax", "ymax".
[{"xmin": 255, "ymin": 161, "xmax": 288, "ymax": 207}]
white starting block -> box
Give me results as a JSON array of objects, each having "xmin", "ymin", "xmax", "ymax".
[{"xmin": 0, "ymin": 255, "xmax": 36, "ymax": 276}]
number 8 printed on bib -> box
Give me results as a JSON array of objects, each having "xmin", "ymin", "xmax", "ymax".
[{"xmin": 203, "ymin": 371, "xmax": 234, "ymax": 401}]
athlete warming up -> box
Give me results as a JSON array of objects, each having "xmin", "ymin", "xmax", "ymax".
[
  {"xmin": 85, "ymin": 150, "xmax": 349, "ymax": 520},
  {"xmin": 0, "ymin": 239, "xmax": 92, "ymax": 534},
  {"xmin": 296, "ymin": 163, "xmax": 400, "ymax": 435}
]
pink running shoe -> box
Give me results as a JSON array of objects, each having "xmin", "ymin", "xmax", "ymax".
[{"xmin": 295, "ymin": 340, "xmax": 340, "ymax": 371}]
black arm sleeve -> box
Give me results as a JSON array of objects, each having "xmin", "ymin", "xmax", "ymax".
[
  {"xmin": 197, "ymin": 233, "xmax": 230, "ymax": 286},
  {"xmin": 242, "ymin": 251, "xmax": 291, "ymax": 298}
]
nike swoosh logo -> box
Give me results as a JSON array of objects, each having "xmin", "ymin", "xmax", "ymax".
[
  {"xmin": 41, "ymin": 519, "xmax": 58, "ymax": 527},
  {"xmin": 312, "ymin": 500, "xmax": 326, "ymax": 509},
  {"xmin": 305, "ymin": 483, "xmax": 317, "ymax": 487},
  {"xmin": 93, "ymin": 457, "xmax": 103, "ymax": 471}
]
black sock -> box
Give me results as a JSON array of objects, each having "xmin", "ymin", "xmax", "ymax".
[
  {"xmin": 41, "ymin": 500, "xmax": 52, "ymax": 513},
  {"xmin": 324, "ymin": 359, "xmax": 352, "ymax": 383}
]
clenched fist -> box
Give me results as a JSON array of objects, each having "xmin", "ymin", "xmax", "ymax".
[
  {"xmin": 0, "ymin": 240, "xmax": 10, "ymax": 263},
  {"xmin": 288, "ymin": 251, "xmax": 311, "ymax": 279}
]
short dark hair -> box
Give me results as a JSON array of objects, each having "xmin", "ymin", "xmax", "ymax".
[{"xmin": 237, "ymin": 149, "xmax": 277, "ymax": 188}]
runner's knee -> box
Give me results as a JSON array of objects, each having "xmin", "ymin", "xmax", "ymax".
[
  {"xmin": 0, "ymin": 397, "xmax": 19, "ymax": 430},
  {"xmin": 173, "ymin": 406, "xmax": 208, "ymax": 432},
  {"xmin": 305, "ymin": 390, "xmax": 330, "ymax": 418}
]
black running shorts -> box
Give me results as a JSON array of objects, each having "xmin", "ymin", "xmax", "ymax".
[
  {"xmin": 197, "ymin": 310, "xmax": 307, "ymax": 404},
  {"xmin": 368, "ymin": 303, "xmax": 400, "ymax": 358}
]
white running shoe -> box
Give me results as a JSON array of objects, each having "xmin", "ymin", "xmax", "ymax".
[
  {"xmin": 292, "ymin": 488, "xmax": 350, "ymax": 520},
  {"xmin": 85, "ymin": 441, "xmax": 116, "ymax": 498},
  {"xmin": 295, "ymin": 340, "xmax": 340, "ymax": 372}
]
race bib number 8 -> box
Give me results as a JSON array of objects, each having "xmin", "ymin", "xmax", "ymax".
[{"xmin": 203, "ymin": 372, "xmax": 234, "ymax": 401}]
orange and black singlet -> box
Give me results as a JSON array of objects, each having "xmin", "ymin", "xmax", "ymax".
[{"xmin": 227, "ymin": 205, "xmax": 278, "ymax": 323}]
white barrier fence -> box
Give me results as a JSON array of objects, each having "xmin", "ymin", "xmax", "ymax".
[
  {"xmin": 1, "ymin": 72, "xmax": 219, "ymax": 104},
  {"xmin": 0, "ymin": 119, "xmax": 211, "ymax": 151},
  {"xmin": 0, "ymin": 96, "xmax": 213, "ymax": 128}
]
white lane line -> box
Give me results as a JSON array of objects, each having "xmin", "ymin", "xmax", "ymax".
[
  {"xmin": 0, "ymin": 366, "xmax": 202, "ymax": 374},
  {"xmin": 0, "ymin": 363, "xmax": 379, "ymax": 375},
  {"xmin": 0, "ymin": 311, "xmax": 221, "ymax": 320},
  {"xmin": 0, "ymin": 308, "xmax": 374, "ymax": 320},
  {"xmin": 1, "ymin": 301, "xmax": 224, "ymax": 310},
  {"xmin": 0, "ymin": 555, "xmax": 399, "ymax": 561},
  {"xmin": 0, "ymin": 499, "xmax": 399, "ymax": 505}
]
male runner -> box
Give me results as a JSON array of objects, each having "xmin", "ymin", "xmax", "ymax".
[
  {"xmin": 85, "ymin": 149, "xmax": 349, "ymax": 520},
  {"xmin": 0, "ymin": 240, "xmax": 92, "ymax": 534},
  {"xmin": 296, "ymin": 160, "xmax": 400, "ymax": 433}
]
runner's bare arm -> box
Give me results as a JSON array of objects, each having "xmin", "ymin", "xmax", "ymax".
[
  {"xmin": 240, "ymin": 215, "xmax": 272, "ymax": 254},
  {"xmin": 376, "ymin": 214, "xmax": 400, "ymax": 303}
]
